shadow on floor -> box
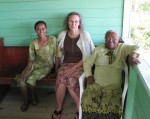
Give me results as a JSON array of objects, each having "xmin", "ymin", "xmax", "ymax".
[{"xmin": 0, "ymin": 87, "xmax": 76, "ymax": 119}]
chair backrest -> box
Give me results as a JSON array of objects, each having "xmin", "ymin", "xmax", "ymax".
[
  {"xmin": 122, "ymin": 64, "xmax": 129, "ymax": 109},
  {"xmin": 79, "ymin": 73, "xmax": 85, "ymax": 119}
]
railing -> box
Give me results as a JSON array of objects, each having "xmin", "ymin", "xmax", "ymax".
[{"xmin": 124, "ymin": 58, "xmax": 150, "ymax": 119}]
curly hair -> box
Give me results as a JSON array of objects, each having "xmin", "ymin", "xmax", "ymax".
[{"xmin": 34, "ymin": 20, "xmax": 47, "ymax": 30}]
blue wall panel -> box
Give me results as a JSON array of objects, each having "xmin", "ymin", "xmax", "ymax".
[{"xmin": 0, "ymin": 0, "xmax": 124, "ymax": 46}]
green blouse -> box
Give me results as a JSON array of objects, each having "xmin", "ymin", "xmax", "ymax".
[
  {"xmin": 84, "ymin": 43, "xmax": 139, "ymax": 86},
  {"xmin": 29, "ymin": 36, "xmax": 60, "ymax": 69}
]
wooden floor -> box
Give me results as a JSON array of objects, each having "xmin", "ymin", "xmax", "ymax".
[{"xmin": 0, "ymin": 87, "xmax": 76, "ymax": 119}]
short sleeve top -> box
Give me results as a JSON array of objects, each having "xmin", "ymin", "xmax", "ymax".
[{"xmin": 29, "ymin": 36, "xmax": 60, "ymax": 68}]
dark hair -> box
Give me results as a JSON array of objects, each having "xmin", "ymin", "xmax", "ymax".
[
  {"xmin": 34, "ymin": 21, "xmax": 47, "ymax": 30},
  {"xmin": 64, "ymin": 12, "xmax": 83, "ymax": 30}
]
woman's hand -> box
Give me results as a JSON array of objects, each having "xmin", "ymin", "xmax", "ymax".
[
  {"xmin": 129, "ymin": 53, "xmax": 140, "ymax": 67},
  {"xmin": 20, "ymin": 61, "xmax": 32, "ymax": 81},
  {"xmin": 87, "ymin": 76, "xmax": 95, "ymax": 85},
  {"xmin": 20, "ymin": 71, "xmax": 29, "ymax": 81},
  {"xmin": 64, "ymin": 67, "xmax": 75, "ymax": 77}
]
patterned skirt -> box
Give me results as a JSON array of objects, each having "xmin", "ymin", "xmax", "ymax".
[
  {"xmin": 81, "ymin": 83, "xmax": 122, "ymax": 119},
  {"xmin": 56, "ymin": 63, "xmax": 83, "ymax": 96}
]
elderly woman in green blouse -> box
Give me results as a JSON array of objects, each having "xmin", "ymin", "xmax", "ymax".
[
  {"xmin": 81, "ymin": 30, "xmax": 140, "ymax": 119},
  {"xmin": 15, "ymin": 21, "xmax": 60, "ymax": 112}
]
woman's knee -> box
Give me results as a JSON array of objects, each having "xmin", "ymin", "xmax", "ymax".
[{"xmin": 56, "ymin": 84, "xmax": 66, "ymax": 92}]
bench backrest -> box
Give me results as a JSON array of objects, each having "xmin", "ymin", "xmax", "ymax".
[{"xmin": 0, "ymin": 39, "xmax": 29, "ymax": 75}]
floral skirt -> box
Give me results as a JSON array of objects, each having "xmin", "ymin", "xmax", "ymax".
[
  {"xmin": 81, "ymin": 83, "xmax": 122, "ymax": 119},
  {"xmin": 56, "ymin": 63, "xmax": 83, "ymax": 96}
]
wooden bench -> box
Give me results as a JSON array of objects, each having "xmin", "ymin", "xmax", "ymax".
[
  {"xmin": 0, "ymin": 39, "xmax": 56, "ymax": 85},
  {"xmin": 0, "ymin": 38, "xmax": 125, "ymax": 86}
]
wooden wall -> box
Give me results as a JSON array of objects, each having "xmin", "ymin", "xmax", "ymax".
[
  {"xmin": 0, "ymin": 38, "xmax": 4, "ymax": 74},
  {"xmin": 1, "ymin": 1, "xmax": 150, "ymax": 118},
  {"xmin": 0, "ymin": 0, "xmax": 124, "ymax": 46}
]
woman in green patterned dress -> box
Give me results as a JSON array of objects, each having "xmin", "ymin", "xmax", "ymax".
[
  {"xmin": 15, "ymin": 21, "xmax": 60, "ymax": 112},
  {"xmin": 81, "ymin": 30, "xmax": 140, "ymax": 119}
]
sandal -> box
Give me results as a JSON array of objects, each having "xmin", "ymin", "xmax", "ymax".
[
  {"xmin": 74, "ymin": 112, "xmax": 79, "ymax": 119},
  {"xmin": 52, "ymin": 108, "xmax": 63, "ymax": 119}
]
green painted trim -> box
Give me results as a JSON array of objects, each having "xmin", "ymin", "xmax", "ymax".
[{"xmin": 124, "ymin": 67, "xmax": 137, "ymax": 119}]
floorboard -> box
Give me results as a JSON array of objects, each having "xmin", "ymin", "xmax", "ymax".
[{"xmin": 0, "ymin": 87, "xmax": 76, "ymax": 119}]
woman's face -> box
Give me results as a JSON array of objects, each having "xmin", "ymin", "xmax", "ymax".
[
  {"xmin": 68, "ymin": 15, "xmax": 80, "ymax": 31},
  {"xmin": 105, "ymin": 32, "xmax": 119, "ymax": 50},
  {"xmin": 35, "ymin": 23, "xmax": 47, "ymax": 37}
]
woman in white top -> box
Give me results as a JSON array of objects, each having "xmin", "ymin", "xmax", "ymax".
[{"xmin": 52, "ymin": 12, "xmax": 95, "ymax": 119}]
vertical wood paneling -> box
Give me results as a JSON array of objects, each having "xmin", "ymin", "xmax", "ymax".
[
  {"xmin": 134, "ymin": 76, "xmax": 150, "ymax": 119},
  {"xmin": 124, "ymin": 67, "xmax": 137, "ymax": 119},
  {"xmin": 134, "ymin": 95, "xmax": 146, "ymax": 119},
  {"xmin": 0, "ymin": 0, "xmax": 124, "ymax": 46},
  {"xmin": 125, "ymin": 67, "xmax": 150, "ymax": 119}
]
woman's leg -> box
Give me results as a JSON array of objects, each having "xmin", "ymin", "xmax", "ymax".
[
  {"xmin": 66, "ymin": 64, "xmax": 83, "ymax": 119},
  {"xmin": 27, "ymin": 84, "xmax": 38, "ymax": 106},
  {"xmin": 56, "ymin": 84, "xmax": 66, "ymax": 110},
  {"xmin": 68, "ymin": 89, "xmax": 79, "ymax": 119},
  {"xmin": 26, "ymin": 68, "xmax": 50, "ymax": 106},
  {"xmin": 52, "ymin": 84, "xmax": 66, "ymax": 118},
  {"xmin": 20, "ymin": 86, "xmax": 30, "ymax": 111},
  {"xmin": 68, "ymin": 89, "xmax": 79, "ymax": 111}
]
